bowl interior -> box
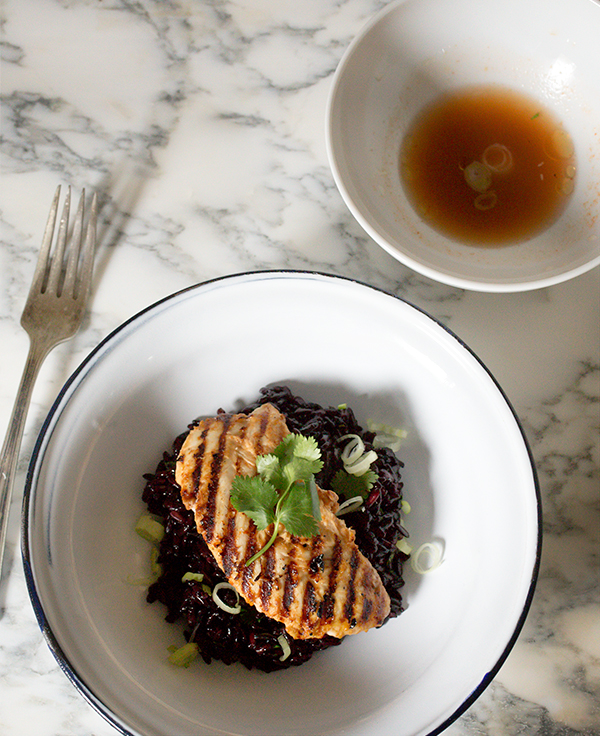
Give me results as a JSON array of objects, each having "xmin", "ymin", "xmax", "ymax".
[
  {"xmin": 24, "ymin": 273, "xmax": 540, "ymax": 736},
  {"xmin": 327, "ymin": 0, "xmax": 600, "ymax": 290}
]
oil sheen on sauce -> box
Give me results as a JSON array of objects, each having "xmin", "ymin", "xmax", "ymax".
[{"xmin": 399, "ymin": 85, "xmax": 576, "ymax": 247}]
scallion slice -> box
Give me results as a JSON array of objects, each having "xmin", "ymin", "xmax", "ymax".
[
  {"xmin": 344, "ymin": 450, "xmax": 378, "ymax": 475},
  {"xmin": 367, "ymin": 421, "xmax": 407, "ymax": 452},
  {"xmin": 339, "ymin": 434, "xmax": 378, "ymax": 475},
  {"xmin": 340, "ymin": 434, "xmax": 365, "ymax": 464},
  {"xmin": 395, "ymin": 537, "xmax": 413, "ymax": 556},
  {"xmin": 464, "ymin": 160, "xmax": 492, "ymax": 193},
  {"xmin": 474, "ymin": 191, "xmax": 498, "ymax": 211},
  {"xmin": 167, "ymin": 642, "xmax": 199, "ymax": 668},
  {"xmin": 336, "ymin": 495, "xmax": 364, "ymax": 517},
  {"xmin": 277, "ymin": 634, "xmax": 291, "ymax": 662},
  {"xmin": 181, "ymin": 572, "xmax": 204, "ymax": 583},
  {"xmin": 410, "ymin": 541, "xmax": 444, "ymax": 574},
  {"xmin": 212, "ymin": 582, "xmax": 241, "ymax": 614},
  {"xmin": 135, "ymin": 514, "xmax": 165, "ymax": 545},
  {"xmin": 482, "ymin": 143, "xmax": 513, "ymax": 173}
]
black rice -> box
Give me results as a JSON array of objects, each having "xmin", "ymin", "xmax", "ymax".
[{"xmin": 141, "ymin": 385, "xmax": 408, "ymax": 672}]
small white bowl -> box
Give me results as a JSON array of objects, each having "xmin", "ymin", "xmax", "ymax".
[
  {"xmin": 326, "ymin": 0, "xmax": 600, "ymax": 292},
  {"xmin": 23, "ymin": 272, "xmax": 540, "ymax": 736}
]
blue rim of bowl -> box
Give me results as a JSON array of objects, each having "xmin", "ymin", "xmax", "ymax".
[{"xmin": 21, "ymin": 269, "xmax": 542, "ymax": 736}]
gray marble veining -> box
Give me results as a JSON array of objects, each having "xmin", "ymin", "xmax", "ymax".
[{"xmin": 1, "ymin": 1, "xmax": 599, "ymax": 735}]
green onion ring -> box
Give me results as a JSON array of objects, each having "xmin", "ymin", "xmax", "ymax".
[{"xmin": 212, "ymin": 582, "xmax": 242, "ymax": 614}]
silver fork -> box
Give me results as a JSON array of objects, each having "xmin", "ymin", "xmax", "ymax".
[{"xmin": 0, "ymin": 186, "xmax": 97, "ymax": 577}]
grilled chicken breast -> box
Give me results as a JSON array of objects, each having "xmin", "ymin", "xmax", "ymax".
[{"xmin": 175, "ymin": 403, "xmax": 391, "ymax": 640}]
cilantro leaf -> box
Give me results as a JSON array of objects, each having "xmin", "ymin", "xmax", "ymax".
[
  {"xmin": 279, "ymin": 480, "xmax": 321, "ymax": 538},
  {"xmin": 283, "ymin": 456, "xmax": 320, "ymax": 485},
  {"xmin": 271, "ymin": 434, "xmax": 298, "ymax": 464},
  {"xmin": 255, "ymin": 453, "xmax": 280, "ymax": 481},
  {"xmin": 273, "ymin": 434, "xmax": 323, "ymax": 476},
  {"xmin": 230, "ymin": 475, "xmax": 278, "ymax": 530},
  {"xmin": 289, "ymin": 434, "xmax": 322, "ymax": 463},
  {"xmin": 331, "ymin": 468, "xmax": 378, "ymax": 500}
]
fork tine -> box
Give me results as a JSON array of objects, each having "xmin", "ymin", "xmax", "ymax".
[
  {"xmin": 47, "ymin": 186, "xmax": 71, "ymax": 294},
  {"xmin": 63, "ymin": 190, "xmax": 85, "ymax": 297},
  {"xmin": 77, "ymin": 191, "xmax": 97, "ymax": 300},
  {"xmin": 29, "ymin": 186, "xmax": 61, "ymax": 295}
]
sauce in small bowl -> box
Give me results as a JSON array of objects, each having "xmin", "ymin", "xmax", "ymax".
[{"xmin": 399, "ymin": 85, "xmax": 576, "ymax": 247}]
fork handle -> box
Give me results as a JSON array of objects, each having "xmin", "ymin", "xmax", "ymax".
[{"xmin": 0, "ymin": 337, "xmax": 53, "ymax": 576}]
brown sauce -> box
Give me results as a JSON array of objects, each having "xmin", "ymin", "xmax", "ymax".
[{"xmin": 399, "ymin": 85, "xmax": 576, "ymax": 246}]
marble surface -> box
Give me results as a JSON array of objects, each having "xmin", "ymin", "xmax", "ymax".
[{"xmin": 0, "ymin": 1, "xmax": 598, "ymax": 734}]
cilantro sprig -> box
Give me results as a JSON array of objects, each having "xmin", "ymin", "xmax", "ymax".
[
  {"xmin": 230, "ymin": 434, "xmax": 323, "ymax": 566},
  {"xmin": 331, "ymin": 468, "xmax": 378, "ymax": 500}
]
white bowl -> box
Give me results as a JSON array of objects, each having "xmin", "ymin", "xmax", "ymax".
[
  {"xmin": 326, "ymin": 0, "xmax": 600, "ymax": 291},
  {"xmin": 23, "ymin": 272, "xmax": 540, "ymax": 736}
]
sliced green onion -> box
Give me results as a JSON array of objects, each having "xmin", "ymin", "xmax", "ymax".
[
  {"xmin": 396, "ymin": 538, "xmax": 413, "ymax": 556},
  {"xmin": 135, "ymin": 514, "xmax": 165, "ymax": 545},
  {"xmin": 474, "ymin": 191, "xmax": 498, "ymax": 211},
  {"xmin": 401, "ymin": 499, "xmax": 411, "ymax": 515},
  {"xmin": 340, "ymin": 434, "xmax": 365, "ymax": 464},
  {"xmin": 551, "ymin": 128, "xmax": 574, "ymax": 158},
  {"xmin": 168, "ymin": 642, "xmax": 199, "ymax": 668},
  {"xmin": 125, "ymin": 537, "xmax": 162, "ymax": 586},
  {"xmin": 212, "ymin": 582, "xmax": 241, "ymax": 614},
  {"xmin": 367, "ymin": 421, "xmax": 407, "ymax": 439},
  {"xmin": 464, "ymin": 161, "xmax": 492, "ymax": 193},
  {"xmin": 150, "ymin": 546, "xmax": 162, "ymax": 578},
  {"xmin": 126, "ymin": 548, "xmax": 162, "ymax": 586},
  {"xmin": 373, "ymin": 435, "xmax": 403, "ymax": 452},
  {"xmin": 410, "ymin": 541, "xmax": 444, "ymax": 574},
  {"xmin": 482, "ymin": 143, "xmax": 513, "ymax": 173},
  {"xmin": 345, "ymin": 450, "xmax": 378, "ymax": 476},
  {"xmin": 560, "ymin": 177, "xmax": 574, "ymax": 195},
  {"xmin": 367, "ymin": 421, "xmax": 407, "ymax": 452},
  {"xmin": 336, "ymin": 495, "xmax": 364, "ymax": 516},
  {"xmin": 277, "ymin": 634, "xmax": 291, "ymax": 662},
  {"xmin": 339, "ymin": 434, "xmax": 378, "ymax": 476},
  {"xmin": 182, "ymin": 572, "xmax": 204, "ymax": 583}
]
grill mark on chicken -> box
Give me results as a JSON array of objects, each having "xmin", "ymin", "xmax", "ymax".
[
  {"xmin": 241, "ymin": 555, "xmax": 254, "ymax": 596},
  {"xmin": 257, "ymin": 408, "xmax": 271, "ymax": 449},
  {"xmin": 309, "ymin": 534, "xmax": 323, "ymax": 572},
  {"xmin": 323, "ymin": 538, "xmax": 342, "ymax": 623},
  {"xmin": 221, "ymin": 513, "xmax": 237, "ymax": 578},
  {"xmin": 176, "ymin": 403, "xmax": 391, "ymax": 640},
  {"xmin": 202, "ymin": 416, "xmax": 231, "ymax": 544},
  {"xmin": 360, "ymin": 586, "xmax": 373, "ymax": 624},
  {"xmin": 302, "ymin": 581, "xmax": 318, "ymax": 625},
  {"xmin": 184, "ymin": 426, "xmax": 207, "ymax": 508},
  {"xmin": 301, "ymin": 534, "xmax": 324, "ymax": 624},
  {"xmin": 344, "ymin": 547, "xmax": 359, "ymax": 627},
  {"xmin": 260, "ymin": 546, "xmax": 276, "ymax": 611},
  {"xmin": 241, "ymin": 523, "xmax": 258, "ymax": 596},
  {"xmin": 282, "ymin": 551, "xmax": 298, "ymax": 615}
]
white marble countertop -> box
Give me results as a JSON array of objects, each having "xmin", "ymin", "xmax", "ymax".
[{"xmin": 1, "ymin": 1, "xmax": 599, "ymax": 734}]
